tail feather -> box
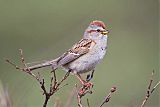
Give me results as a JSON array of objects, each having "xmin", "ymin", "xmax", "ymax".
[
  {"xmin": 24, "ymin": 53, "xmax": 68, "ymax": 71},
  {"xmin": 24, "ymin": 59, "xmax": 58, "ymax": 71}
]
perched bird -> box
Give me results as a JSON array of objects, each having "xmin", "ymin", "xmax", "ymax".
[{"xmin": 26, "ymin": 20, "xmax": 109, "ymax": 86}]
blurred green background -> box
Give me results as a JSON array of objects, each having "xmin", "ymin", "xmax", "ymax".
[{"xmin": 0, "ymin": 0, "xmax": 159, "ymax": 107}]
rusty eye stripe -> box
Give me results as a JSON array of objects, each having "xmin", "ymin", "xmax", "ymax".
[{"xmin": 87, "ymin": 29, "xmax": 100, "ymax": 33}]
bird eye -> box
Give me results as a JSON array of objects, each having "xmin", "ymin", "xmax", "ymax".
[{"xmin": 96, "ymin": 29, "xmax": 101, "ymax": 32}]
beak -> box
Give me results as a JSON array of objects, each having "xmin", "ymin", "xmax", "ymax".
[{"xmin": 101, "ymin": 30, "xmax": 109, "ymax": 35}]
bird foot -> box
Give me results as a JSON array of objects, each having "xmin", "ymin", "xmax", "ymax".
[
  {"xmin": 82, "ymin": 81, "xmax": 93, "ymax": 88},
  {"xmin": 78, "ymin": 81, "xmax": 93, "ymax": 97}
]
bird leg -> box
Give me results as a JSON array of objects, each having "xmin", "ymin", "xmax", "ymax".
[
  {"xmin": 86, "ymin": 70, "xmax": 95, "ymax": 82},
  {"xmin": 76, "ymin": 74, "xmax": 93, "ymax": 97}
]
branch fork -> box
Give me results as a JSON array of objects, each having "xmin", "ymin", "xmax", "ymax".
[{"xmin": 6, "ymin": 49, "xmax": 70, "ymax": 107}]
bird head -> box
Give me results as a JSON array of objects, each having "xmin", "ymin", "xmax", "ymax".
[{"xmin": 84, "ymin": 20, "xmax": 109, "ymax": 39}]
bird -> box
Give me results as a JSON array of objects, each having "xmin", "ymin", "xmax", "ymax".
[{"xmin": 25, "ymin": 20, "xmax": 109, "ymax": 86}]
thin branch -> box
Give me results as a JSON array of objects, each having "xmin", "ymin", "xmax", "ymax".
[
  {"xmin": 151, "ymin": 81, "xmax": 160, "ymax": 93},
  {"xmin": 75, "ymin": 72, "xmax": 94, "ymax": 107},
  {"xmin": 99, "ymin": 86, "xmax": 117, "ymax": 107},
  {"xmin": 75, "ymin": 84, "xmax": 83, "ymax": 107},
  {"xmin": 19, "ymin": 49, "xmax": 28, "ymax": 70},
  {"xmin": 6, "ymin": 59, "xmax": 23, "ymax": 71},
  {"xmin": 87, "ymin": 98, "xmax": 90, "ymax": 107},
  {"xmin": 57, "ymin": 72, "xmax": 70, "ymax": 87},
  {"xmin": 52, "ymin": 70, "xmax": 57, "ymax": 89},
  {"xmin": 77, "ymin": 93, "xmax": 83, "ymax": 107},
  {"xmin": 75, "ymin": 83, "xmax": 93, "ymax": 107},
  {"xmin": 140, "ymin": 71, "xmax": 160, "ymax": 107},
  {"xmin": 6, "ymin": 49, "xmax": 70, "ymax": 107}
]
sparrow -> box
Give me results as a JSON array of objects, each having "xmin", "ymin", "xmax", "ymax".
[{"xmin": 25, "ymin": 20, "xmax": 109, "ymax": 86}]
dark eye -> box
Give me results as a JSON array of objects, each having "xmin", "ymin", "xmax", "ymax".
[{"xmin": 96, "ymin": 29, "xmax": 101, "ymax": 32}]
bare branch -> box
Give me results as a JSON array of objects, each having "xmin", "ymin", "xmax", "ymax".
[
  {"xmin": 99, "ymin": 86, "xmax": 117, "ymax": 107},
  {"xmin": 140, "ymin": 71, "xmax": 160, "ymax": 107},
  {"xmin": 19, "ymin": 49, "xmax": 28, "ymax": 70},
  {"xmin": 75, "ymin": 84, "xmax": 83, "ymax": 107},
  {"xmin": 6, "ymin": 59, "xmax": 23, "ymax": 71},
  {"xmin": 87, "ymin": 98, "xmax": 90, "ymax": 107},
  {"xmin": 77, "ymin": 93, "xmax": 83, "ymax": 107},
  {"xmin": 6, "ymin": 49, "xmax": 70, "ymax": 107},
  {"xmin": 56, "ymin": 72, "xmax": 70, "ymax": 87},
  {"xmin": 151, "ymin": 81, "xmax": 160, "ymax": 93}
]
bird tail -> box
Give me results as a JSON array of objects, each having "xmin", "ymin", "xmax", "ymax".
[{"xmin": 24, "ymin": 59, "xmax": 59, "ymax": 71}]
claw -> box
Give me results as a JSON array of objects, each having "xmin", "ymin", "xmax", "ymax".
[
  {"xmin": 75, "ymin": 73, "xmax": 94, "ymax": 97},
  {"xmin": 78, "ymin": 81, "xmax": 94, "ymax": 97},
  {"xmin": 83, "ymin": 82, "xmax": 93, "ymax": 89}
]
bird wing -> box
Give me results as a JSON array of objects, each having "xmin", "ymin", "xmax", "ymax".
[{"xmin": 56, "ymin": 38, "xmax": 96, "ymax": 66}]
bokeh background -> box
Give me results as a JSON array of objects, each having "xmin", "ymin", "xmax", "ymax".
[{"xmin": 0, "ymin": 0, "xmax": 159, "ymax": 107}]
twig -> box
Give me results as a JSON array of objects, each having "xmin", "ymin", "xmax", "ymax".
[
  {"xmin": 151, "ymin": 81, "xmax": 160, "ymax": 93},
  {"xmin": 52, "ymin": 70, "xmax": 57, "ymax": 90},
  {"xmin": 75, "ymin": 84, "xmax": 83, "ymax": 107},
  {"xmin": 99, "ymin": 86, "xmax": 117, "ymax": 107},
  {"xmin": 76, "ymin": 83, "xmax": 93, "ymax": 107},
  {"xmin": 140, "ymin": 71, "xmax": 160, "ymax": 107},
  {"xmin": 77, "ymin": 93, "xmax": 83, "ymax": 107},
  {"xmin": 19, "ymin": 49, "xmax": 28, "ymax": 70},
  {"xmin": 87, "ymin": 98, "xmax": 90, "ymax": 107},
  {"xmin": 6, "ymin": 49, "xmax": 70, "ymax": 107},
  {"xmin": 56, "ymin": 71, "xmax": 70, "ymax": 87},
  {"xmin": 75, "ymin": 72, "xmax": 94, "ymax": 107}
]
